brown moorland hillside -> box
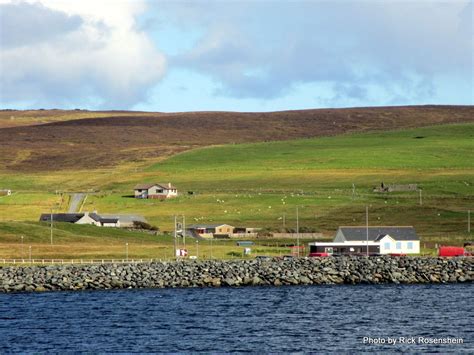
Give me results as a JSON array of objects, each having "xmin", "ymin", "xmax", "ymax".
[{"xmin": 0, "ymin": 105, "xmax": 472, "ymax": 172}]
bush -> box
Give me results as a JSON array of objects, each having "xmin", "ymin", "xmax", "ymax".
[
  {"xmin": 227, "ymin": 251, "xmax": 243, "ymax": 257},
  {"xmin": 132, "ymin": 221, "xmax": 159, "ymax": 231}
]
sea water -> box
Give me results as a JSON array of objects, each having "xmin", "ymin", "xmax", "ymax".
[{"xmin": 0, "ymin": 284, "xmax": 472, "ymax": 352}]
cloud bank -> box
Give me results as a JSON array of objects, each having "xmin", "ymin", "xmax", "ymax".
[
  {"xmin": 158, "ymin": 1, "xmax": 472, "ymax": 106},
  {"xmin": 0, "ymin": 0, "xmax": 166, "ymax": 108},
  {"xmin": 0, "ymin": 0, "xmax": 472, "ymax": 110}
]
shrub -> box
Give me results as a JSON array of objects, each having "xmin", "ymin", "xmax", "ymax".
[{"xmin": 132, "ymin": 221, "xmax": 159, "ymax": 231}]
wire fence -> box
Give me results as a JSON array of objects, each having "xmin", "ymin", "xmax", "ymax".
[{"xmin": 0, "ymin": 258, "xmax": 169, "ymax": 266}]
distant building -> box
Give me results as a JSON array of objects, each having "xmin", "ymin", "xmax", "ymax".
[
  {"xmin": 187, "ymin": 224, "xmax": 260, "ymax": 239},
  {"xmin": 39, "ymin": 212, "xmax": 147, "ymax": 228},
  {"xmin": 99, "ymin": 214, "xmax": 147, "ymax": 228},
  {"xmin": 134, "ymin": 183, "xmax": 178, "ymax": 199},
  {"xmin": 233, "ymin": 227, "xmax": 260, "ymax": 237},
  {"xmin": 0, "ymin": 189, "xmax": 11, "ymax": 196},
  {"xmin": 187, "ymin": 224, "xmax": 235, "ymax": 238},
  {"xmin": 309, "ymin": 226, "xmax": 420, "ymax": 255}
]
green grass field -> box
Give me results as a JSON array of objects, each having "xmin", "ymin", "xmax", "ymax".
[{"xmin": 1, "ymin": 123, "xmax": 472, "ymax": 259}]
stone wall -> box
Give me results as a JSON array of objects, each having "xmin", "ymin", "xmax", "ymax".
[{"xmin": 0, "ymin": 256, "xmax": 472, "ymax": 293}]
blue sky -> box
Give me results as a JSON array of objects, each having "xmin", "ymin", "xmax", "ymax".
[{"xmin": 0, "ymin": 0, "xmax": 472, "ymax": 112}]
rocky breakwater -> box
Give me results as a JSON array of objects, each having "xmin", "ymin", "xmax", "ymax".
[{"xmin": 0, "ymin": 256, "xmax": 472, "ymax": 292}]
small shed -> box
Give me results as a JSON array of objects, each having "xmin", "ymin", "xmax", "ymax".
[{"xmin": 0, "ymin": 189, "xmax": 12, "ymax": 196}]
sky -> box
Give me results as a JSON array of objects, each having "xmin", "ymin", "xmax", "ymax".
[{"xmin": 0, "ymin": 0, "xmax": 472, "ymax": 112}]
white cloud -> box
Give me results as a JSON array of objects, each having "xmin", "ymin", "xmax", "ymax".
[
  {"xmin": 0, "ymin": 0, "xmax": 166, "ymax": 108},
  {"xmin": 156, "ymin": 0, "xmax": 473, "ymax": 105}
]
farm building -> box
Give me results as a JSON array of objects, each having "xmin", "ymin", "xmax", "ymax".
[
  {"xmin": 99, "ymin": 214, "xmax": 147, "ymax": 228},
  {"xmin": 187, "ymin": 224, "xmax": 260, "ymax": 238},
  {"xmin": 134, "ymin": 183, "xmax": 178, "ymax": 199},
  {"xmin": 309, "ymin": 226, "xmax": 420, "ymax": 255},
  {"xmin": 0, "ymin": 189, "xmax": 11, "ymax": 196},
  {"xmin": 39, "ymin": 212, "xmax": 147, "ymax": 228},
  {"xmin": 233, "ymin": 227, "xmax": 260, "ymax": 237},
  {"xmin": 187, "ymin": 224, "xmax": 235, "ymax": 238}
]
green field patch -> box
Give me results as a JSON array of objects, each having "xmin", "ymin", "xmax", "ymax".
[{"xmin": 148, "ymin": 124, "xmax": 474, "ymax": 172}]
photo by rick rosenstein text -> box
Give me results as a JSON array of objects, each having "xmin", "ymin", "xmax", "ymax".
[{"xmin": 362, "ymin": 337, "xmax": 464, "ymax": 346}]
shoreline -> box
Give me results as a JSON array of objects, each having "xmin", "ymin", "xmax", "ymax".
[{"xmin": 0, "ymin": 256, "xmax": 472, "ymax": 293}]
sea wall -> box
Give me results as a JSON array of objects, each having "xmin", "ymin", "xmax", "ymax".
[{"xmin": 0, "ymin": 256, "xmax": 472, "ymax": 292}]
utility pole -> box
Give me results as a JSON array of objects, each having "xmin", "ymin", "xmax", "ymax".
[
  {"xmin": 21, "ymin": 235, "xmax": 24, "ymax": 259},
  {"xmin": 283, "ymin": 213, "xmax": 286, "ymax": 230},
  {"xmin": 468, "ymin": 210, "xmax": 471, "ymax": 233},
  {"xmin": 419, "ymin": 189, "xmax": 422, "ymax": 206},
  {"xmin": 210, "ymin": 238, "xmax": 213, "ymax": 259},
  {"xmin": 296, "ymin": 206, "xmax": 300, "ymax": 257},
  {"xmin": 125, "ymin": 242, "xmax": 129, "ymax": 262},
  {"xmin": 183, "ymin": 215, "xmax": 186, "ymax": 250},
  {"xmin": 50, "ymin": 209, "xmax": 53, "ymax": 245},
  {"xmin": 173, "ymin": 215, "xmax": 177, "ymax": 259},
  {"xmin": 196, "ymin": 240, "xmax": 199, "ymax": 259},
  {"xmin": 366, "ymin": 206, "xmax": 369, "ymax": 257}
]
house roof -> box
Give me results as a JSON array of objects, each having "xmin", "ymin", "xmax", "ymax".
[
  {"xmin": 337, "ymin": 226, "xmax": 419, "ymax": 241},
  {"xmin": 88, "ymin": 213, "xmax": 102, "ymax": 222},
  {"xmin": 134, "ymin": 183, "xmax": 177, "ymax": 190},
  {"xmin": 101, "ymin": 214, "xmax": 147, "ymax": 223},
  {"xmin": 39, "ymin": 213, "xmax": 84, "ymax": 223},
  {"xmin": 188, "ymin": 224, "xmax": 234, "ymax": 229},
  {"xmin": 134, "ymin": 183, "xmax": 157, "ymax": 190},
  {"xmin": 157, "ymin": 183, "xmax": 177, "ymax": 189},
  {"xmin": 100, "ymin": 218, "xmax": 119, "ymax": 224}
]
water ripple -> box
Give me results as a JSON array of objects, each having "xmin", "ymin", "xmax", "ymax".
[{"xmin": 0, "ymin": 284, "xmax": 472, "ymax": 352}]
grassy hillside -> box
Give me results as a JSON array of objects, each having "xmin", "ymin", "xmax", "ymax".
[
  {"xmin": 151, "ymin": 123, "xmax": 473, "ymax": 171},
  {"xmin": 1, "ymin": 123, "xmax": 472, "ymax": 258},
  {"xmin": 0, "ymin": 221, "xmax": 292, "ymax": 260},
  {"xmin": 1, "ymin": 105, "xmax": 472, "ymax": 171}
]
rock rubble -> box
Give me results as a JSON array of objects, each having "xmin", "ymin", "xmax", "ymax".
[{"xmin": 0, "ymin": 256, "xmax": 472, "ymax": 293}]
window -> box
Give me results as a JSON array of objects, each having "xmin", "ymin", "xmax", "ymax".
[
  {"xmin": 396, "ymin": 242, "xmax": 402, "ymax": 250},
  {"xmin": 384, "ymin": 242, "xmax": 391, "ymax": 250},
  {"xmin": 407, "ymin": 242, "xmax": 413, "ymax": 250}
]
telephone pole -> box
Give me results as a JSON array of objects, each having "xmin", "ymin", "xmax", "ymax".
[
  {"xmin": 50, "ymin": 209, "xmax": 53, "ymax": 245},
  {"xmin": 183, "ymin": 215, "xmax": 186, "ymax": 249},
  {"xmin": 173, "ymin": 215, "xmax": 177, "ymax": 259},
  {"xmin": 366, "ymin": 206, "xmax": 369, "ymax": 257},
  {"xmin": 469, "ymin": 210, "xmax": 471, "ymax": 233},
  {"xmin": 296, "ymin": 207, "xmax": 300, "ymax": 257}
]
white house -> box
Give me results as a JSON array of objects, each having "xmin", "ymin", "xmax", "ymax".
[
  {"xmin": 76, "ymin": 212, "xmax": 102, "ymax": 226},
  {"xmin": 309, "ymin": 226, "xmax": 420, "ymax": 255},
  {"xmin": 377, "ymin": 234, "xmax": 420, "ymax": 254},
  {"xmin": 98, "ymin": 217, "xmax": 120, "ymax": 228},
  {"xmin": 39, "ymin": 212, "xmax": 130, "ymax": 228},
  {"xmin": 134, "ymin": 183, "xmax": 178, "ymax": 199},
  {"xmin": 100, "ymin": 214, "xmax": 147, "ymax": 228}
]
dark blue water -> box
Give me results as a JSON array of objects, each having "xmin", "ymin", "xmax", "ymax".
[{"xmin": 0, "ymin": 284, "xmax": 472, "ymax": 353}]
